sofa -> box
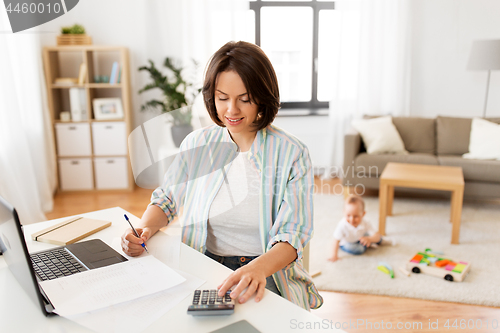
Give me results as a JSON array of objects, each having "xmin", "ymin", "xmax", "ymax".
[{"xmin": 343, "ymin": 116, "xmax": 500, "ymax": 199}]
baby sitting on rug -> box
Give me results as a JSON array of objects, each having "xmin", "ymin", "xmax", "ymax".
[{"xmin": 328, "ymin": 194, "xmax": 395, "ymax": 262}]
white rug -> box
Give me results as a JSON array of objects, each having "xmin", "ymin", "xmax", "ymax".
[{"xmin": 309, "ymin": 194, "xmax": 500, "ymax": 307}]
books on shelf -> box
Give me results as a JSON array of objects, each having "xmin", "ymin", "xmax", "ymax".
[
  {"xmin": 109, "ymin": 61, "xmax": 120, "ymax": 84},
  {"xmin": 78, "ymin": 63, "xmax": 87, "ymax": 84},
  {"xmin": 69, "ymin": 87, "xmax": 87, "ymax": 121},
  {"xmin": 54, "ymin": 77, "xmax": 78, "ymax": 85}
]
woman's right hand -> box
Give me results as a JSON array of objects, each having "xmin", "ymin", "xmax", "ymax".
[{"xmin": 121, "ymin": 227, "xmax": 152, "ymax": 256}]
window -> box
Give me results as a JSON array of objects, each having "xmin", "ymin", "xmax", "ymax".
[{"xmin": 250, "ymin": 0, "xmax": 335, "ymax": 110}]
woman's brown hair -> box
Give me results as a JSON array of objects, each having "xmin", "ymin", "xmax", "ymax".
[{"xmin": 202, "ymin": 41, "xmax": 280, "ymax": 131}]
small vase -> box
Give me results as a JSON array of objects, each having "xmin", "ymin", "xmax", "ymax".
[{"xmin": 171, "ymin": 124, "xmax": 193, "ymax": 147}]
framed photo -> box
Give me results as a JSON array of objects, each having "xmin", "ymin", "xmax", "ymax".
[{"xmin": 93, "ymin": 98, "xmax": 124, "ymax": 120}]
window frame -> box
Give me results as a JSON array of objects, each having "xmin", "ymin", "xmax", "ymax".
[{"xmin": 250, "ymin": 0, "xmax": 335, "ymax": 110}]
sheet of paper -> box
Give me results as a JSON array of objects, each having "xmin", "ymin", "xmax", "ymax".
[
  {"xmin": 149, "ymin": 233, "xmax": 181, "ymax": 269},
  {"xmin": 40, "ymin": 256, "xmax": 185, "ymax": 317},
  {"xmin": 67, "ymin": 269, "xmax": 205, "ymax": 333},
  {"xmin": 111, "ymin": 231, "xmax": 181, "ymax": 269}
]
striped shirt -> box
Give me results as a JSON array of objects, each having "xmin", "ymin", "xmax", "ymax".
[{"xmin": 150, "ymin": 124, "xmax": 323, "ymax": 310}]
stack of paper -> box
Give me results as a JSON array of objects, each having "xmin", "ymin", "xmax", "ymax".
[
  {"xmin": 40, "ymin": 232, "xmax": 205, "ymax": 333},
  {"xmin": 40, "ymin": 256, "xmax": 185, "ymax": 317},
  {"xmin": 68, "ymin": 269, "xmax": 204, "ymax": 333}
]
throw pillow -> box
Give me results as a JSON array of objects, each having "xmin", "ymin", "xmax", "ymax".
[
  {"xmin": 463, "ymin": 118, "xmax": 500, "ymax": 160},
  {"xmin": 352, "ymin": 116, "xmax": 408, "ymax": 154}
]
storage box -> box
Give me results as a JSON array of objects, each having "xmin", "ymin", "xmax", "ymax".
[
  {"xmin": 55, "ymin": 123, "xmax": 92, "ymax": 156},
  {"xmin": 94, "ymin": 157, "xmax": 129, "ymax": 189},
  {"xmin": 92, "ymin": 122, "xmax": 127, "ymax": 156},
  {"xmin": 58, "ymin": 158, "xmax": 93, "ymax": 190}
]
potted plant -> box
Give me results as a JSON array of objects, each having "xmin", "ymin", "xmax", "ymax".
[
  {"xmin": 138, "ymin": 57, "xmax": 201, "ymax": 147},
  {"xmin": 57, "ymin": 24, "xmax": 92, "ymax": 45}
]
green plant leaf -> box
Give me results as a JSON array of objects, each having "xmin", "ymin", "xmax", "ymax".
[
  {"xmin": 70, "ymin": 24, "xmax": 85, "ymax": 34},
  {"xmin": 138, "ymin": 57, "xmax": 201, "ymax": 125},
  {"xmin": 140, "ymin": 99, "xmax": 167, "ymax": 113}
]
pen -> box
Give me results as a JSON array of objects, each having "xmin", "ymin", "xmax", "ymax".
[{"xmin": 123, "ymin": 214, "xmax": 149, "ymax": 253}]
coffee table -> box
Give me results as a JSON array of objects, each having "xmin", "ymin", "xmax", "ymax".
[{"xmin": 378, "ymin": 163, "xmax": 464, "ymax": 244}]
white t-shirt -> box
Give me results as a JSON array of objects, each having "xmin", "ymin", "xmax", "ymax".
[
  {"xmin": 332, "ymin": 218, "xmax": 376, "ymax": 246},
  {"xmin": 206, "ymin": 151, "xmax": 263, "ymax": 256}
]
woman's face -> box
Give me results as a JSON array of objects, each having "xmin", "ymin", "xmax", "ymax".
[{"xmin": 215, "ymin": 70, "xmax": 259, "ymax": 136}]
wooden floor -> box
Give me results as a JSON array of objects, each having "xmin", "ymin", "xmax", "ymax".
[{"xmin": 46, "ymin": 178, "xmax": 500, "ymax": 332}]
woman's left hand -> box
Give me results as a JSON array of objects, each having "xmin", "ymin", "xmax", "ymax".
[
  {"xmin": 217, "ymin": 262, "xmax": 267, "ymax": 304},
  {"xmin": 217, "ymin": 242, "xmax": 296, "ymax": 304}
]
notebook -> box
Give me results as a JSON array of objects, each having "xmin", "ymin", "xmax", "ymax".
[
  {"xmin": 31, "ymin": 216, "xmax": 111, "ymax": 245},
  {"xmin": 0, "ymin": 195, "xmax": 127, "ymax": 315}
]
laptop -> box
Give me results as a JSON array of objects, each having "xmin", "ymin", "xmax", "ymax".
[{"xmin": 0, "ymin": 195, "xmax": 128, "ymax": 316}]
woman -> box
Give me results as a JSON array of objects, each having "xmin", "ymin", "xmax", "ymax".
[{"xmin": 121, "ymin": 41, "xmax": 323, "ymax": 310}]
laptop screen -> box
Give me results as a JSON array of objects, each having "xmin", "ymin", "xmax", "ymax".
[{"xmin": 0, "ymin": 196, "xmax": 47, "ymax": 313}]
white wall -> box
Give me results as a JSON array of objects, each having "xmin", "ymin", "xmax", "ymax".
[
  {"xmin": 410, "ymin": 0, "xmax": 500, "ymax": 118},
  {"xmin": 34, "ymin": 0, "xmax": 500, "ymax": 172},
  {"xmin": 38, "ymin": 0, "xmax": 187, "ymax": 129},
  {"xmin": 278, "ymin": 0, "xmax": 500, "ymax": 171},
  {"xmin": 35, "ymin": 0, "xmax": 331, "ymax": 168},
  {"xmin": 273, "ymin": 115, "xmax": 330, "ymax": 171}
]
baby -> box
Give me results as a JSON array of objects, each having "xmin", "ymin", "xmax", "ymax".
[{"xmin": 328, "ymin": 194, "xmax": 392, "ymax": 262}]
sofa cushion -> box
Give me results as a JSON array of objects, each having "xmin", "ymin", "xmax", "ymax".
[
  {"xmin": 352, "ymin": 116, "xmax": 407, "ymax": 154},
  {"xmin": 436, "ymin": 116, "xmax": 472, "ymax": 155},
  {"xmin": 354, "ymin": 153, "xmax": 439, "ymax": 177},
  {"xmin": 463, "ymin": 118, "xmax": 500, "ymax": 160},
  {"xmin": 438, "ymin": 155, "xmax": 500, "ymax": 183},
  {"xmin": 437, "ymin": 116, "xmax": 500, "ymax": 155},
  {"xmin": 392, "ymin": 117, "xmax": 436, "ymax": 154}
]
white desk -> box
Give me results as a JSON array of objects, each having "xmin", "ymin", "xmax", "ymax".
[{"xmin": 0, "ymin": 207, "xmax": 343, "ymax": 333}]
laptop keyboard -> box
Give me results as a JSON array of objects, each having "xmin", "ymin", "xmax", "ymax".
[{"xmin": 30, "ymin": 249, "xmax": 86, "ymax": 281}]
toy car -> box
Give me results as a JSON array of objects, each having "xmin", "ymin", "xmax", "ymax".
[{"xmin": 406, "ymin": 251, "xmax": 471, "ymax": 282}]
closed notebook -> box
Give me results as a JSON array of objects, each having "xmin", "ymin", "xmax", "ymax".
[{"xmin": 31, "ymin": 217, "xmax": 111, "ymax": 246}]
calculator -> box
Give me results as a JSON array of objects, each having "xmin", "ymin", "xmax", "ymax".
[{"xmin": 187, "ymin": 289, "xmax": 235, "ymax": 316}]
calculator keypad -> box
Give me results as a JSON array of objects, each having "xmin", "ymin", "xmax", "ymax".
[
  {"xmin": 192, "ymin": 289, "xmax": 232, "ymax": 305},
  {"xmin": 188, "ymin": 289, "xmax": 235, "ymax": 316}
]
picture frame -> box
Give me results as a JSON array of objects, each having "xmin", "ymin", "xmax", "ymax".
[{"xmin": 93, "ymin": 98, "xmax": 124, "ymax": 120}]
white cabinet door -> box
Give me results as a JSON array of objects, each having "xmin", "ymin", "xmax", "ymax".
[
  {"xmin": 58, "ymin": 158, "xmax": 94, "ymax": 190},
  {"xmin": 94, "ymin": 157, "xmax": 129, "ymax": 189},
  {"xmin": 55, "ymin": 123, "xmax": 92, "ymax": 156},
  {"xmin": 92, "ymin": 122, "xmax": 127, "ymax": 156}
]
